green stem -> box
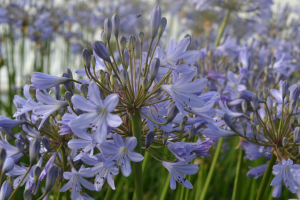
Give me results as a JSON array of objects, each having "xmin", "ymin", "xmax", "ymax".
[
  {"xmin": 199, "ymin": 137, "xmax": 223, "ymax": 200},
  {"xmin": 61, "ymin": 146, "xmax": 70, "ymax": 200},
  {"xmin": 231, "ymin": 148, "xmax": 243, "ymax": 200},
  {"xmin": 130, "ymin": 112, "xmax": 143, "ymax": 200},
  {"xmin": 159, "ymin": 174, "xmax": 171, "ymax": 200},
  {"xmin": 179, "ymin": 185, "xmax": 185, "ymax": 200},
  {"xmin": 255, "ymin": 154, "xmax": 277, "ymax": 200},
  {"xmin": 214, "ymin": 10, "xmax": 231, "ymax": 47},
  {"xmin": 104, "ymin": 174, "xmax": 121, "ymax": 200}
]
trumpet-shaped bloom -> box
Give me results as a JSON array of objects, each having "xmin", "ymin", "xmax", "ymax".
[
  {"xmin": 101, "ymin": 134, "xmax": 144, "ymax": 177},
  {"xmin": 69, "ymin": 82, "xmax": 122, "ymax": 144},
  {"xmin": 271, "ymin": 159, "xmax": 300, "ymax": 193},
  {"xmin": 31, "ymin": 72, "xmax": 71, "ymax": 90},
  {"xmin": 60, "ymin": 166, "xmax": 95, "ymax": 200},
  {"xmin": 162, "ymin": 154, "xmax": 199, "ymax": 190}
]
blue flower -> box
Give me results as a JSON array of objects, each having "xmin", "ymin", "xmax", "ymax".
[
  {"xmin": 31, "ymin": 72, "xmax": 71, "ymax": 90},
  {"xmin": 162, "ymin": 154, "xmax": 199, "ymax": 190},
  {"xmin": 246, "ymin": 164, "xmax": 267, "ymax": 179},
  {"xmin": 69, "ymin": 82, "xmax": 122, "ymax": 144},
  {"xmin": 101, "ymin": 134, "xmax": 144, "ymax": 177}
]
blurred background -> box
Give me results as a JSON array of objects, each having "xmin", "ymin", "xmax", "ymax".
[{"xmin": 1, "ymin": 1, "xmax": 300, "ymax": 199}]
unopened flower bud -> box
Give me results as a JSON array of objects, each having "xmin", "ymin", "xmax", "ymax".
[
  {"xmin": 256, "ymin": 125, "xmax": 260, "ymax": 133},
  {"xmin": 290, "ymin": 86, "xmax": 300, "ymax": 102},
  {"xmin": 0, "ymin": 181, "xmax": 11, "ymax": 200},
  {"xmin": 263, "ymin": 88, "xmax": 270, "ymax": 100},
  {"xmin": 104, "ymin": 18, "xmax": 112, "ymax": 41},
  {"xmin": 33, "ymin": 166, "xmax": 42, "ymax": 183},
  {"xmin": 81, "ymin": 48, "xmax": 92, "ymax": 67},
  {"xmin": 2, "ymin": 158, "xmax": 14, "ymax": 173},
  {"xmin": 58, "ymin": 167, "xmax": 63, "ymax": 182},
  {"xmin": 163, "ymin": 132, "xmax": 170, "ymax": 144},
  {"xmin": 241, "ymin": 121, "xmax": 247, "ymax": 136},
  {"xmin": 166, "ymin": 103, "xmax": 178, "ymax": 123},
  {"xmin": 98, "ymin": 69, "xmax": 105, "ymax": 81},
  {"xmin": 145, "ymin": 132, "xmax": 154, "ymax": 148},
  {"xmin": 123, "ymin": 51, "xmax": 129, "ymax": 70},
  {"xmin": 23, "ymin": 189, "xmax": 32, "ymax": 200},
  {"xmin": 250, "ymin": 112, "xmax": 254, "ymax": 121},
  {"xmin": 65, "ymin": 91, "xmax": 73, "ymax": 107},
  {"xmin": 187, "ymin": 125, "xmax": 196, "ymax": 141},
  {"xmin": 120, "ymin": 69, "xmax": 128, "ymax": 88},
  {"xmin": 286, "ymin": 90, "xmax": 290, "ymax": 102},
  {"xmin": 158, "ymin": 17, "xmax": 167, "ymax": 37},
  {"xmin": 141, "ymin": 77, "xmax": 148, "ymax": 91},
  {"xmin": 45, "ymin": 165, "xmax": 58, "ymax": 192},
  {"xmin": 0, "ymin": 149, "xmax": 6, "ymax": 169},
  {"xmin": 180, "ymin": 116, "xmax": 188, "ymax": 133},
  {"xmin": 80, "ymin": 84, "xmax": 88, "ymax": 98},
  {"xmin": 289, "ymin": 100, "xmax": 296, "ymax": 114},
  {"xmin": 129, "ymin": 35, "xmax": 136, "ymax": 50},
  {"xmin": 101, "ymin": 31, "xmax": 107, "ymax": 46},
  {"xmin": 42, "ymin": 136, "xmax": 51, "ymax": 152},
  {"xmin": 29, "ymin": 139, "xmax": 40, "ymax": 164},
  {"xmin": 264, "ymin": 152, "xmax": 272, "ymax": 161},
  {"xmin": 6, "ymin": 176, "xmax": 13, "ymax": 188},
  {"xmin": 149, "ymin": 58, "xmax": 160, "ymax": 82},
  {"xmin": 91, "ymin": 55, "xmax": 96, "ymax": 69},
  {"xmin": 266, "ymin": 97, "xmax": 273, "ymax": 114},
  {"xmin": 282, "ymin": 81, "xmax": 289, "ymax": 100},
  {"xmin": 284, "ymin": 106, "xmax": 289, "ymax": 115},
  {"xmin": 251, "ymin": 95, "xmax": 259, "ymax": 111},
  {"xmin": 282, "ymin": 137, "xmax": 288, "ymax": 148},
  {"xmin": 241, "ymin": 101, "xmax": 247, "ymax": 114},
  {"xmin": 294, "ymin": 127, "xmax": 300, "ymax": 143},
  {"xmin": 263, "ymin": 116, "xmax": 268, "ymax": 124},
  {"xmin": 112, "ymin": 14, "xmax": 120, "ymax": 37},
  {"xmin": 224, "ymin": 114, "xmax": 235, "ymax": 131},
  {"xmin": 92, "ymin": 41, "xmax": 111, "ymax": 63},
  {"xmin": 110, "ymin": 74, "xmax": 117, "ymax": 88},
  {"xmin": 119, "ymin": 36, "xmax": 126, "ymax": 52},
  {"xmin": 241, "ymin": 90, "xmax": 264, "ymax": 103},
  {"xmin": 138, "ymin": 31, "xmax": 144, "ymax": 43},
  {"xmin": 251, "ymin": 124, "xmax": 257, "ymax": 138},
  {"xmin": 150, "ymin": 6, "xmax": 161, "ymax": 38}
]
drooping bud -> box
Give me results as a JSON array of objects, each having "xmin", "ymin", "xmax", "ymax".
[
  {"xmin": 119, "ymin": 36, "xmax": 126, "ymax": 52},
  {"xmin": 223, "ymin": 114, "xmax": 235, "ymax": 131},
  {"xmin": 149, "ymin": 58, "xmax": 160, "ymax": 81},
  {"xmin": 158, "ymin": 17, "xmax": 167, "ymax": 37},
  {"xmin": 6, "ymin": 176, "xmax": 14, "ymax": 188},
  {"xmin": 141, "ymin": 77, "xmax": 148, "ymax": 91},
  {"xmin": 45, "ymin": 165, "xmax": 58, "ymax": 192},
  {"xmin": 282, "ymin": 81, "xmax": 289, "ymax": 100},
  {"xmin": 120, "ymin": 69, "xmax": 128, "ymax": 88},
  {"xmin": 58, "ymin": 167, "xmax": 63, "ymax": 182},
  {"xmin": 241, "ymin": 121, "xmax": 247, "ymax": 136},
  {"xmin": 0, "ymin": 149, "xmax": 6, "ymax": 169},
  {"xmin": 163, "ymin": 132, "xmax": 170, "ymax": 144},
  {"xmin": 104, "ymin": 18, "xmax": 112, "ymax": 41},
  {"xmin": 92, "ymin": 41, "xmax": 111, "ymax": 63},
  {"xmin": 290, "ymin": 86, "xmax": 299, "ymax": 102},
  {"xmin": 251, "ymin": 124, "xmax": 257, "ymax": 138},
  {"xmin": 112, "ymin": 14, "xmax": 120, "ymax": 37},
  {"xmin": 263, "ymin": 88, "xmax": 270, "ymax": 100},
  {"xmin": 266, "ymin": 97, "xmax": 273, "ymax": 114},
  {"xmin": 241, "ymin": 101, "xmax": 247, "ymax": 114},
  {"xmin": 80, "ymin": 84, "xmax": 88, "ymax": 98},
  {"xmin": 145, "ymin": 132, "xmax": 154, "ymax": 148},
  {"xmin": 149, "ymin": 6, "xmax": 161, "ymax": 38},
  {"xmin": 187, "ymin": 125, "xmax": 196, "ymax": 141},
  {"xmin": 2, "ymin": 158, "xmax": 14, "ymax": 173},
  {"xmin": 282, "ymin": 137, "xmax": 288, "ymax": 148},
  {"xmin": 0, "ymin": 181, "xmax": 11, "ymax": 200},
  {"xmin": 101, "ymin": 31, "xmax": 107, "ymax": 46},
  {"xmin": 138, "ymin": 31, "xmax": 144, "ymax": 43},
  {"xmin": 54, "ymin": 85, "xmax": 61, "ymax": 100},
  {"xmin": 23, "ymin": 189, "xmax": 33, "ymax": 200},
  {"xmin": 29, "ymin": 139, "xmax": 40, "ymax": 164},
  {"xmin": 294, "ymin": 127, "xmax": 300, "ymax": 143},
  {"xmin": 251, "ymin": 95, "xmax": 259, "ymax": 111},
  {"xmin": 81, "ymin": 48, "xmax": 92, "ymax": 67},
  {"xmin": 180, "ymin": 116, "xmax": 188, "ymax": 133},
  {"xmin": 166, "ymin": 103, "xmax": 179, "ymax": 123},
  {"xmin": 65, "ymin": 91, "xmax": 73, "ymax": 107},
  {"xmin": 123, "ymin": 51, "xmax": 129, "ymax": 70},
  {"xmin": 33, "ymin": 166, "xmax": 42, "ymax": 183}
]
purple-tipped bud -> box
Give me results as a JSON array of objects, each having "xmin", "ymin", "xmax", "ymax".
[
  {"xmin": 290, "ymin": 86, "xmax": 299, "ymax": 102},
  {"xmin": 29, "ymin": 139, "xmax": 40, "ymax": 164},
  {"xmin": 101, "ymin": 31, "xmax": 107, "ymax": 46},
  {"xmin": 187, "ymin": 125, "xmax": 196, "ymax": 141},
  {"xmin": 224, "ymin": 114, "xmax": 235, "ymax": 131},
  {"xmin": 264, "ymin": 152, "xmax": 272, "ymax": 161},
  {"xmin": 149, "ymin": 6, "xmax": 161, "ymax": 38},
  {"xmin": 251, "ymin": 124, "xmax": 257, "ymax": 138},
  {"xmin": 54, "ymin": 85, "xmax": 61, "ymax": 100},
  {"xmin": 65, "ymin": 91, "xmax": 73, "ymax": 108},
  {"xmin": 120, "ymin": 69, "xmax": 128, "ymax": 88},
  {"xmin": 149, "ymin": 58, "xmax": 160, "ymax": 81},
  {"xmin": 45, "ymin": 165, "xmax": 58, "ymax": 192},
  {"xmin": 266, "ymin": 97, "xmax": 273, "ymax": 114},
  {"xmin": 123, "ymin": 51, "xmax": 129, "ymax": 70},
  {"xmin": 92, "ymin": 41, "xmax": 111, "ymax": 63},
  {"xmin": 2, "ymin": 158, "xmax": 14, "ymax": 173},
  {"xmin": 241, "ymin": 90, "xmax": 264, "ymax": 103},
  {"xmin": 58, "ymin": 167, "xmax": 63, "ymax": 182},
  {"xmin": 158, "ymin": 17, "xmax": 167, "ymax": 37},
  {"xmin": 180, "ymin": 116, "xmax": 188, "ymax": 133},
  {"xmin": 33, "ymin": 166, "xmax": 42, "ymax": 183},
  {"xmin": 282, "ymin": 81, "xmax": 289, "ymax": 100},
  {"xmin": 104, "ymin": 18, "xmax": 112, "ymax": 41},
  {"xmin": 112, "ymin": 14, "xmax": 120, "ymax": 37},
  {"xmin": 80, "ymin": 84, "xmax": 88, "ymax": 98},
  {"xmin": 81, "ymin": 49, "xmax": 92, "ymax": 67},
  {"xmin": 23, "ymin": 189, "xmax": 32, "ymax": 200},
  {"xmin": 42, "ymin": 136, "xmax": 51, "ymax": 152},
  {"xmin": 289, "ymin": 100, "xmax": 296, "ymax": 114},
  {"xmin": 166, "ymin": 102, "xmax": 178, "ymax": 123},
  {"xmin": 251, "ymin": 95, "xmax": 259, "ymax": 111},
  {"xmin": 145, "ymin": 132, "xmax": 154, "ymax": 148},
  {"xmin": 0, "ymin": 181, "xmax": 11, "ymax": 200},
  {"xmin": 0, "ymin": 149, "xmax": 6, "ymax": 169},
  {"xmin": 119, "ymin": 36, "xmax": 126, "ymax": 52}
]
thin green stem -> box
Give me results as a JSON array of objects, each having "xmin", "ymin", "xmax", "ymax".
[
  {"xmin": 199, "ymin": 137, "xmax": 223, "ymax": 200},
  {"xmin": 255, "ymin": 153, "xmax": 277, "ymax": 200},
  {"xmin": 61, "ymin": 146, "xmax": 70, "ymax": 200},
  {"xmin": 231, "ymin": 148, "xmax": 243, "ymax": 200},
  {"xmin": 104, "ymin": 174, "xmax": 121, "ymax": 200},
  {"xmin": 159, "ymin": 174, "xmax": 171, "ymax": 200},
  {"xmin": 214, "ymin": 10, "xmax": 231, "ymax": 47},
  {"xmin": 130, "ymin": 112, "xmax": 143, "ymax": 200}
]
